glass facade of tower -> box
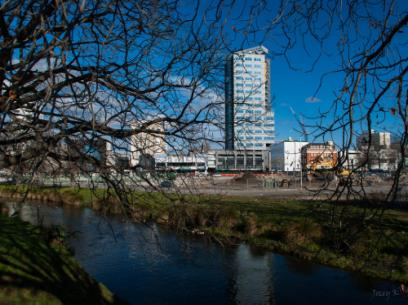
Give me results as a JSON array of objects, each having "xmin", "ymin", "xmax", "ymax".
[{"xmin": 225, "ymin": 46, "xmax": 275, "ymax": 150}]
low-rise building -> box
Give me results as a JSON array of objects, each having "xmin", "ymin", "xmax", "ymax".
[
  {"xmin": 337, "ymin": 149, "xmax": 362, "ymax": 170},
  {"xmin": 301, "ymin": 141, "xmax": 338, "ymax": 170},
  {"xmin": 270, "ymin": 140, "xmax": 308, "ymax": 172},
  {"xmin": 358, "ymin": 148, "xmax": 399, "ymax": 171},
  {"xmin": 155, "ymin": 154, "xmax": 208, "ymax": 173},
  {"xmin": 212, "ymin": 149, "xmax": 270, "ymax": 171}
]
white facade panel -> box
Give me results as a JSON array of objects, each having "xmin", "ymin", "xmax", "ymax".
[{"xmin": 270, "ymin": 141, "xmax": 308, "ymax": 172}]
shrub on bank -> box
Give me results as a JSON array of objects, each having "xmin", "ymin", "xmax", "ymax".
[{"xmin": 283, "ymin": 220, "xmax": 323, "ymax": 247}]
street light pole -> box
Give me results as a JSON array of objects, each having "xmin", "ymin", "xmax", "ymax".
[{"xmin": 298, "ymin": 141, "xmax": 303, "ymax": 190}]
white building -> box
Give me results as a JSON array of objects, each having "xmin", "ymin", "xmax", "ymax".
[
  {"xmin": 270, "ymin": 140, "xmax": 308, "ymax": 172},
  {"xmin": 225, "ymin": 46, "xmax": 275, "ymax": 150},
  {"xmin": 155, "ymin": 154, "xmax": 208, "ymax": 172},
  {"xmin": 338, "ymin": 149, "xmax": 362, "ymax": 170},
  {"xmin": 130, "ymin": 120, "xmax": 166, "ymax": 167}
]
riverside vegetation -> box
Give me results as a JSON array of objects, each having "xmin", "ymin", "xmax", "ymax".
[
  {"xmin": 0, "ymin": 185, "xmax": 407, "ymax": 284},
  {"xmin": 0, "ymin": 208, "xmax": 127, "ymax": 305}
]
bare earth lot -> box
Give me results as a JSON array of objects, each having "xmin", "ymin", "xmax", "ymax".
[{"xmin": 174, "ymin": 175, "xmax": 408, "ymax": 201}]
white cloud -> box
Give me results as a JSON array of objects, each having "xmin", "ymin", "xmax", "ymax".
[{"xmin": 305, "ymin": 96, "xmax": 321, "ymax": 103}]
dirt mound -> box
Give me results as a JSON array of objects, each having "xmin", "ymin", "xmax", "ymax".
[
  {"xmin": 399, "ymin": 173, "xmax": 408, "ymax": 184},
  {"xmin": 364, "ymin": 174, "xmax": 383, "ymax": 185},
  {"xmin": 233, "ymin": 172, "xmax": 260, "ymax": 184}
]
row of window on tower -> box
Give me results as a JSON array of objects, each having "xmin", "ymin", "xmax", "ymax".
[
  {"xmin": 235, "ymin": 89, "xmax": 262, "ymax": 94},
  {"xmin": 241, "ymin": 56, "xmax": 262, "ymax": 61},
  {"xmin": 235, "ymin": 96, "xmax": 263, "ymax": 101},
  {"xmin": 238, "ymin": 136, "xmax": 275, "ymax": 141},
  {"xmin": 235, "ymin": 63, "xmax": 263, "ymax": 68},
  {"xmin": 235, "ymin": 76, "xmax": 262, "ymax": 81},
  {"xmin": 235, "ymin": 83, "xmax": 262, "ymax": 87},
  {"xmin": 237, "ymin": 142, "xmax": 271, "ymax": 148},
  {"xmin": 235, "ymin": 116, "xmax": 274, "ymax": 121}
]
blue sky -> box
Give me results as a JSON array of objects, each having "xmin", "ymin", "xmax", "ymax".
[{"xmin": 214, "ymin": 0, "xmax": 408, "ymax": 146}]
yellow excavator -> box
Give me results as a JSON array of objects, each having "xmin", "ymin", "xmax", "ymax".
[
  {"xmin": 307, "ymin": 158, "xmax": 350, "ymax": 182},
  {"xmin": 309, "ymin": 159, "xmax": 335, "ymax": 171},
  {"xmin": 337, "ymin": 168, "xmax": 351, "ymax": 177}
]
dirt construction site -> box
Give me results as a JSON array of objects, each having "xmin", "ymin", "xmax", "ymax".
[{"xmin": 172, "ymin": 172, "xmax": 408, "ymax": 201}]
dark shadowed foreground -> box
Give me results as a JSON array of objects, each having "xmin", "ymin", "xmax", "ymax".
[{"xmin": 0, "ymin": 212, "xmax": 126, "ymax": 305}]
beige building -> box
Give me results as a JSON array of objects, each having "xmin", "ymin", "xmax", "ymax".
[
  {"xmin": 357, "ymin": 130, "xmax": 399, "ymax": 171},
  {"xmin": 130, "ymin": 120, "xmax": 166, "ymax": 167},
  {"xmin": 358, "ymin": 130, "xmax": 391, "ymax": 150}
]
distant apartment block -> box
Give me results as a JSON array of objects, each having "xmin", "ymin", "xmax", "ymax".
[
  {"xmin": 270, "ymin": 140, "xmax": 309, "ymax": 172},
  {"xmin": 357, "ymin": 130, "xmax": 399, "ymax": 171},
  {"xmin": 225, "ymin": 46, "xmax": 275, "ymax": 150},
  {"xmin": 130, "ymin": 120, "xmax": 166, "ymax": 167},
  {"xmin": 357, "ymin": 130, "xmax": 391, "ymax": 150}
]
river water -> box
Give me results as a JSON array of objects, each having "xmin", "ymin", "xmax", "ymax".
[{"xmin": 6, "ymin": 202, "xmax": 407, "ymax": 305}]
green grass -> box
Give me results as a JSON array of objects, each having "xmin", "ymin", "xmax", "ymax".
[
  {"xmin": 0, "ymin": 214, "xmax": 126, "ymax": 305},
  {"xmin": 1, "ymin": 185, "xmax": 408, "ymax": 282}
]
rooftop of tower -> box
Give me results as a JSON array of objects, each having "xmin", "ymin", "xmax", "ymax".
[{"xmin": 233, "ymin": 45, "xmax": 268, "ymax": 55}]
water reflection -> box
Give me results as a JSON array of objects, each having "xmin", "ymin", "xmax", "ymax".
[
  {"xmin": 2, "ymin": 201, "xmax": 407, "ymax": 305},
  {"xmin": 232, "ymin": 245, "xmax": 275, "ymax": 305}
]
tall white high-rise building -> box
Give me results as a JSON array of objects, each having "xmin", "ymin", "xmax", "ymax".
[{"xmin": 225, "ymin": 46, "xmax": 275, "ymax": 150}]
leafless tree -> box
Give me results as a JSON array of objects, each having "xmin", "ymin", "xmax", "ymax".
[
  {"xmin": 0, "ymin": 0, "xmax": 237, "ymax": 200},
  {"xmin": 0, "ymin": 0, "xmax": 406, "ymax": 237},
  {"xmin": 200, "ymin": 0, "xmax": 407, "ymax": 257},
  {"xmin": 268, "ymin": 0, "xmax": 407, "ymax": 202},
  {"xmin": 1, "ymin": 1, "xmax": 408, "ymax": 295}
]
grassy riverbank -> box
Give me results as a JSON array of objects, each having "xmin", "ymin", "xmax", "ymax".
[
  {"xmin": 0, "ymin": 213, "xmax": 127, "ymax": 305},
  {"xmin": 0, "ymin": 185, "xmax": 407, "ymax": 283}
]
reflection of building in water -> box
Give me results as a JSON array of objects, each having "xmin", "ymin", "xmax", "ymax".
[
  {"xmin": 232, "ymin": 244, "xmax": 275, "ymax": 305},
  {"xmin": 126, "ymin": 223, "xmax": 170, "ymax": 266}
]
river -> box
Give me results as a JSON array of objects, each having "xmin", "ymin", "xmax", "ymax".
[{"xmin": 6, "ymin": 202, "xmax": 407, "ymax": 305}]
